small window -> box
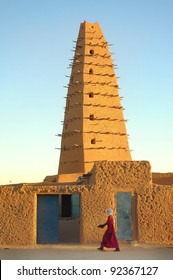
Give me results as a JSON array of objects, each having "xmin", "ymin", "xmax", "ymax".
[
  {"xmin": 65, "ymin": 123, "xmax": 68, "ymax": 129},
  {"xmin": 61, "ymin": 194, "xmax": 80, "ymax": 218},
  {"xmin": 89, "ymin": 92, "xmax": 94, "ymax": 98},
  {"xmin": 89, "ymin": 68, "xmax": 93, "ymax": 74},
  {"xmin": 89, "ymin": 49, "xmax": 94, "ymax": 55},
  {"xmin": 91, "ymin": 138, "xmax": 96, "ymax": 144},
  {"xmin": 89, "ymin": 114, "xmax": 94, "ymax": 120}
]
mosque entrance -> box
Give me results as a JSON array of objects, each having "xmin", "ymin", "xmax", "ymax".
[
  {"xmin": 37, "ymin": 194, "xmax": 59, "ymax": 244},
  {"xmin": 116, "ymin": 192, "xmax": 132, "ymax": 240}
]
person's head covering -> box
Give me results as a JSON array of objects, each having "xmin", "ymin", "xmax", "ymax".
[{"xmin": 107, "ymin": 208, "xmax": 113, "ymax": 216}]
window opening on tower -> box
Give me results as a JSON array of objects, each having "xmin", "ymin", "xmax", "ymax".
[
  {"xmin": 89, "ymin": 68, "xmax": 93, "ymax": 74},
  {"xmin": 89, "ymin": 92, "xmax": 94, "ymax": 98},
  {"xmin": 91, "ymin": 138, "xmax": 96, "ymax": 144},
  {"xmin": 89, "ymin": 114, "xmax": 94, "ymax": 120}
]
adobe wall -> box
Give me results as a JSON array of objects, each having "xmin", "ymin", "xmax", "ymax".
[
  {"xmin": 138, "ymin": 183, "xmax": 173, "ymax": 245},
  {"xmin": 81, "ymin": 161, "xmax": 152, "ymax": 243},
  {"xmin": 85, "ymin": 161, "xmax": 173, "ymax": 245},
  {"xmin": 0, "ymin": 184, "xmax": 35, "ymax": 246},
  {"xmin": 0, "ymin": 183, "xmax": 88, "ymax": 247},
  {"xmin": 0, "ymin": 161, "xmax": 172, "ymax": 247}
]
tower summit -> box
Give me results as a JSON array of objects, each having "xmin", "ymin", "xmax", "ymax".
[{"xmin": 57, "ymin": 21, "xmax": 131, "ymax": 182}]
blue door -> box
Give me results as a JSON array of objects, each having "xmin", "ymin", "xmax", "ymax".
[
  {"xmin": 37, "ymin": 195, "xmax": 59, "ymax": 244},
  {"xmin": 116, "ymin": 192, "xmax": 132, "ymax": 240}
]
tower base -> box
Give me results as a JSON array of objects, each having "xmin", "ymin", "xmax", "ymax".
[{"xmin": 57, "ymin": 172, "xmax": 83, "ymax": 183}]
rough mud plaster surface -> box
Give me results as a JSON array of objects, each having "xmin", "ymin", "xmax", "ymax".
[
  {"xmin": 138, "ymin": 184, "xmax": 173, "ymax": 245},
  {"xmin": 83, "ymin": 161, "xmax": 173, "ymax": 245},
  {"xmin": 44, "ymin": 172, "xmax": 173, "ymax": 185},
  {"xmin": 0, "ymin": 185, "xmax": 35, "ymax": 246},
  {"xmin": 81, "ymin": 161, "xmax": 151, "ymax": 243},
  {"xmin": 0, "ymin": 161, "xmax": 172, "ymax": 246},
  {"xmin": 0, "ymin": 183, "xmax": 89, "ymax": 246}
]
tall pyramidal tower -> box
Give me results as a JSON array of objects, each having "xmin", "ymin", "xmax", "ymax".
[{"xmin": 57, "ymin": 21, "xmax": 131, "ymax": 182}]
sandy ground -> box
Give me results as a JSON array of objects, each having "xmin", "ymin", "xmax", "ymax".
[{"xmin": 0, "ymin": 243, "xmax": 173, "ymax": 260}]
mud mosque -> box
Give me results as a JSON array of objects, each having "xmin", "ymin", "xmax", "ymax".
[{"xmin": 0, "ymin": 21, "xmax": 172, "ymax": 247}]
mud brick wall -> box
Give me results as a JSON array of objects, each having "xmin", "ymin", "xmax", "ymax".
[
  {"xmin": 81, "ymin": 160, "xmax": 152, "ymax": 243},
  {"xmin": 0, "ymin": 183, "xmax": 86, "ymax": 246},
  {"xmin": 138, "ymin": 183, "xmax": 173, "ymax": 245},
  {"xmin": 58, "ymin": 21, "xmax": 131, "ymax": 183},
  {"xmin": 81, "ymin": 161, "xmax": 173, "ymax": 245},
  {"xmin": 0, "ymin": 185, "xmax": 35, "ymax": 246},
  {"xmin": 0, "ymin": 161, "xmax": 172, "ymax": 246}
]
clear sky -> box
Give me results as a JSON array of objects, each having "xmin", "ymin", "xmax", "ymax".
[{"xmin": 0, "ymin": 0, "xmax": 173, "ymax": 185}]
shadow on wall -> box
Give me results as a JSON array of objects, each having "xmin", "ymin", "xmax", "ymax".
[
  {"xmin": 59, "ymin": 218, "xmax": 80, "ymax": 243},
  {"xmin": 152, "ymin": 173, "xmax": 173, "ymax": 185}
]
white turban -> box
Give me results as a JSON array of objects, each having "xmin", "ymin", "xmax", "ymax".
[{"xmin": 107, "ymin": 208, "xmax": 113, "ymax": 216}]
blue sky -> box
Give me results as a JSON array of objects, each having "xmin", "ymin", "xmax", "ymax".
[{"xmin": 0, "ymin": 0, "xmax": 173, "ymax": 184}]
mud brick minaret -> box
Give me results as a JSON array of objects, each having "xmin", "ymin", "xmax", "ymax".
[{"xmin": 57, "ymin": 21, "xmax": 131, "ymax": 182}]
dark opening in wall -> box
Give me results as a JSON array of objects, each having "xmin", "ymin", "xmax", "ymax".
[
  {"xmin": 89, "ymin": 68, "xmax": 93, "ymax": 74},
  {"xmin": 89, "ymin": 114, "xmax": 94, "ymax": 120},
  {"xmin": 91, "ymin": 138, "xmax": 96, "ymax": 144},
  {"xmin": 89, "ymin": 92, "xmax": 94, "ymax": 98},
  {"xmin": 61, "ymin": 194, "xmax": 80, "ymax": 218},
  {"xmin": 89, "ymin": 49, "xmax": 94, "ymax": 55},
  {"xmin": 62, "ymin": 195, "xmax": 71, "ymax": 217}
]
